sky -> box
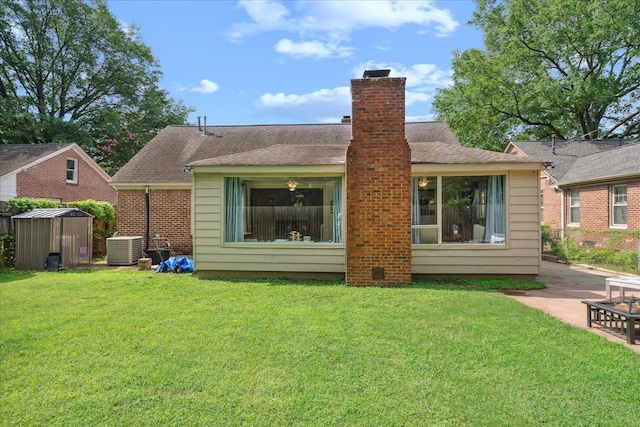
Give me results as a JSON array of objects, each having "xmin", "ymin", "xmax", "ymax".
[{"xmin": 107, "ymin": 0, "xmax": 484, "ymax": 126}]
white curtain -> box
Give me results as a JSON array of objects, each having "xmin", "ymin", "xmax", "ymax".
[
  {"xmin": 484, "ymin": 175, "xmax": 505, "ymax": 243},
  {"xmin": 333, "ymin": 177, "xmax": 342, "ymax": 243},
  {"xmin": 225, "ymin": 177, "xmax": 244, "ymax": 242},
  {"xmin": 411, "ymin": 177, "xmax": 420, "ymax": 244}
]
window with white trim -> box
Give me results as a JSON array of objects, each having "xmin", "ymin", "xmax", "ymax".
[
  {"xmin": 66, "ymin": 158, "xmax": 78, "ymax": 184},
  {"xmin": 611, "ymin": 184, "xmax": 627, "ymax": 227},
  {"xmin": 568, "ymin": 189, "xmax": 580, "ymax": 225}
]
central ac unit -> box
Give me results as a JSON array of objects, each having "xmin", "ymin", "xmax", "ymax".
[{"xmin": 107, "ymin": 236, "xmax": 143, "ymax": 265}]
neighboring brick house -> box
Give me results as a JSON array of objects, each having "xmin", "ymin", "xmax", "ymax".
[
  {"xmin": 505, "ymin": 139, "xmax": 640, "ymax": 234},
  {"xmin": 0, "ymin": 143, "xmax": 117, "ymax": 206},
  {"xmin": 113, "ymin": 71, "xmax": 543, "ymax": 284}
]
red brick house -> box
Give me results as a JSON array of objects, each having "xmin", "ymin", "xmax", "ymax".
[
  {"xmin": 112, "ymin": 72, "xmax": 543, "ymax": 284},
  {"xmin": 505, "ymin": 139, "xmax": 640, "ymax": 234},
  {"xmin": 0, "ymin": 143, "xmax": 117, "ymax": 206}
]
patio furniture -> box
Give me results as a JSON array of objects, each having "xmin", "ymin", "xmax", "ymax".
[
  {"xmin": 605, "ymin": 275, "xmax": 640, "ymax": 299},
  {"xmin": 583, "ymin": 297, "xmax": 640, "ymax": 344}
]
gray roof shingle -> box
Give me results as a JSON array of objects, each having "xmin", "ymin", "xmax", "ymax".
[
  {"xmin": 508, "ymin": 139, "xmax": 640, "ymax": 184},
  {"xmin": 0, "ymin": 143, "xmax": 72, "ymax": 176},
  {"xmin": 111, "ymin": 122, "xmax": 542, "ymax": 183},
  {"xmin": 557, "ymin": 143, "xmax": 640, "ymax": 185},
  {"xmin": 111, "ymin": 122, "xmax": 463, "ymax": 183}
]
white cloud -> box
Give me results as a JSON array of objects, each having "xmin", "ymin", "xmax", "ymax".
[
  {"xmin": 256, "ymin": 86, "xmax": 351, "ymax": 122},
  {"xmin": 229, "ymin": 1, "xmax": 459, "ymax": 39},
  {"xmin": 406, "ymin": 113, "xmax": 436, "ymax": 122},
  {"xmin": 275, "ymin": 38, "xmax": 353, "ymax": 59},
  {"xmin": 190, "ymin": 79, "xmax": 220, "ymax": 94},
  {"xmin": 405, "ymin": 91, "xmax": 431, "ymax": 106},
  {"xmin": 353, "ymin": 62, "xmax": 453, "ymax": 89},
  {"xmin": 254, "ymin": 60, "xmax": 453, "ymax": 122}
]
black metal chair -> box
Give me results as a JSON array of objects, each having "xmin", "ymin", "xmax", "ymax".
[{"xmin": 45, "ymin": 252, "xmax": 62, "ymax": 271}]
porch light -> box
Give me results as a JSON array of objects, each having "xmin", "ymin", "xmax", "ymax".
[
  {"xmin": 418, "ymin": 177, "xmax": 429, "ymax": 188},
  {"xmin": 287, "ymin": 179, "xmax": 298, "ymax": 191}
]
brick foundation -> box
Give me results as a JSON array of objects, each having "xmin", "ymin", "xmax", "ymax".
[{"xmin": 345, "ymin": 75, "xmax": 412, "ymax": 286}]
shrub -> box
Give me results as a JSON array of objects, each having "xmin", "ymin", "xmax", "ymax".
[
  {"xmin": 66, "ymin": 200, "xmax": 116, "ymax": 239},
  {"xmin": 0, "ymin": 233, "xmax": 15, "ymax": 267},
  {"xmin": 5, "ymin": 198, "xmax": 61, "ymax": 214},
  {"xmin": 66, "ymin": 200, "xmax": 116, "ymax": 258}
]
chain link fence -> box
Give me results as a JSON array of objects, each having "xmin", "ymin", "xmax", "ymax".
[{"xmin": 542, "ymin": 226, "xmax": 639, "ymax": 274}]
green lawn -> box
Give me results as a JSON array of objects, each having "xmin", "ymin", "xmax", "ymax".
[{"xmin": 1, "ymin": 269, "xmax": 638, "ymax": 426}]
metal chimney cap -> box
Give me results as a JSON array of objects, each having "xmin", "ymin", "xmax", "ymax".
[{"xmin": 363, "ymin": 69, "xmax": 390, "ymax": 78}]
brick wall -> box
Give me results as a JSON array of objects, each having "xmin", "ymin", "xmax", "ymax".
[
  {"xmin": 116, "ymin": 188, "xmax": 192, "ymax": 255},
  {"xmin": 345, "ymin": 76, "xmax": 412, "ymax": 286},
  {"xmin": 628, "ymin": 180, "xmax": 640, "ymax": 230},
  {"xmin": 541, "ymin": 176, "xmax": 561, "ymax": 227},
  {"xmin": 565, "ymin": 179, "xmax": 640, "ymax": 231},
  {"xmin": 16, "ymin": 151, "xmax": 117, "ymax": 205}
]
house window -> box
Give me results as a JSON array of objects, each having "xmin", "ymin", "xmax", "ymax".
[
  {"xmin": 411, "ymin": 175, "xmax": 506, "ymax": 245},
  {"xmin": 568, "ymin": 189, "xmax": 580, "ymax": 225},
  {"xmin": 225, "ymin": 177, "xmax": 342, "ymax": 244},
  {"xmin": 66, "ymin": 158, "xmax": 78, "ymax": 184},
  {"xmin": 611, "ymin": 184, "xmax": 627, "ymax": 228}
]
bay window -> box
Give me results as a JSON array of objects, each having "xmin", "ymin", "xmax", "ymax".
[
  {"xmin": 225, "ymin": 177, "xmax": 342, "ymax": 243},
  {"xmin": 412, "ymin": 175, "xmax": 506, "ymax": 245}
]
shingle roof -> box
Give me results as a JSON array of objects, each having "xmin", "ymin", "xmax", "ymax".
[
  {"xmin": 191, "ymin": 145, "xmax": 348, "ymax": 166},
  {"xmin": 0, "ymin": 143, "xmax": 72, "ymax": 176},
  {"xmin": 557, "ymin": 143, "xmax": 640, "ymax": 185},
  {"xmin": 111, "ymin": 122, "xmax": 462, "ymax": 183},
  {"xmin": 411, "ymin": 142, "xmax": 539, "ymax": 164},
  {"xmin": 508, "ymin": 139, "xmax": 640, "ymax": 183}
]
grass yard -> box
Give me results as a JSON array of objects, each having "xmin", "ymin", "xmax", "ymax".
[{"xmin": 1, "ymin": 269, "xmax": 639, "ymax": 426}]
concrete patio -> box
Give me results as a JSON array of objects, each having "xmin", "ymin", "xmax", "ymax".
[{"xmin": 508, "ymin": 260, "xmax": 640, "ymax": 353}]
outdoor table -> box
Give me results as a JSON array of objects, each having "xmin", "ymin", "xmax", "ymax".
[{"xmin": 605, "ymin": 275, "xmax": 640, "ymax": 299}]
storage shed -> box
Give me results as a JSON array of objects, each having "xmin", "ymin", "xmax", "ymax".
[{"xmin": 12, "ymin": 208, "xmax": 93, "ymax": 270}]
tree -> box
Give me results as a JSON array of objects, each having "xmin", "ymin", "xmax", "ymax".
[
  {"xmin": 432, "ymin": 0, "xmax": 640, "ymax": 150},
  {"xmin": 0, "ymin": 0, "xmax": 192, "ymax": 171}
]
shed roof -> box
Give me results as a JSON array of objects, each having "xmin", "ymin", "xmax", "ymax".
[{"xmin": 12, "ymin": 208, "xmax": 92, "ymax": 219}]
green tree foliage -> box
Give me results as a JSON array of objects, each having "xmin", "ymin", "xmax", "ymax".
[
  {"xmin": 66, "ymin": 199, "xmax": 116, "ymax": 238},
  {"xmin": 432, "ymin": 0, "xmax": 640, "ymax": 151},
  {"xmin": 5, "ymin": 197, "xmax": 61, "ymax": 214},
  {"xmin": 0, "ymin": 0, "xmax": 192, "ymax": 173}
]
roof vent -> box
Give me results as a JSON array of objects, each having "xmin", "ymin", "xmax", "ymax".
[
  {"xmin": 341, "ymin": 115, "xmax": 351, "ymax": 124},
  {"xmin": 363, "ymin": 69, "xmax": 390, "ymax": 78}
]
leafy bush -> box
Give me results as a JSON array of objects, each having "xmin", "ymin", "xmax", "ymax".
[
  {"xmin": 66, "ymin": 200, "xmax": 116, "ymax": 258},
  {"xmin": 5, "ymin": 198, "xmax": 61, "ymax": 214},
  {"xmin": 66, "ymin": 200, "xmax": 116, "ymax": 239},
  {"xmin": 0, "ymin": 233, "xmax": 15, "ymax": 267}
]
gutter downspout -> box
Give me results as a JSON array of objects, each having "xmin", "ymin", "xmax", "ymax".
[
  {"xmin": 145, "ymin": 186, "xmax": 150, "ymax": 254},
  {"xmin": 559, "ymin": 188, "xmax": 565, "ymax": 240}
]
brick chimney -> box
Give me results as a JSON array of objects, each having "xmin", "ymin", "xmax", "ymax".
[{"xmin": 345, "ymin": 71, "xmax": 412, "ymax": 286}]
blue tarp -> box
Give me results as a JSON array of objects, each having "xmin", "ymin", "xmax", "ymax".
[{"xmin": 155, "ymin": 256, "xmax": 194, "ymax": 274}]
